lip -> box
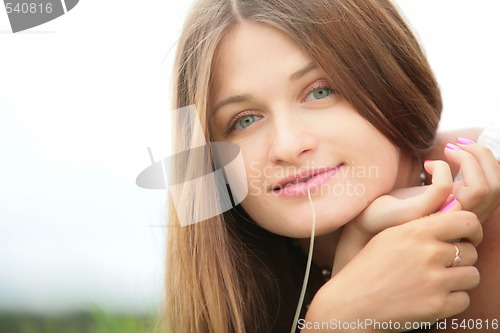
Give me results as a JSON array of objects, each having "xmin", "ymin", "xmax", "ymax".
[{"xmin": 271, "ymin": 164, "xmax": 343, "ymax": 197}]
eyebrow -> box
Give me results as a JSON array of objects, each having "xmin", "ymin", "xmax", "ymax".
[
  {"xmin": 211, "ymin": 62, "xmax": 317, "ymax": 115},
  {"xmin": 289, "ymin": 62, "xmax": 316, "ymax": 81},
  {"xmin": 211, "ymin": 94, "xmax": 252, "ymax": 115}
]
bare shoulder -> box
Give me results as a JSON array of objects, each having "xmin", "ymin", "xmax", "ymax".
[{"xmin": 432, "ymin": 208, "xmax": 500, "ymax": 333}]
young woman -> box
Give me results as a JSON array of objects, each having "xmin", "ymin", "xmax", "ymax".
[{"xmin": 163, "ymin": 1, "xmax": 500, "ymax": 332}]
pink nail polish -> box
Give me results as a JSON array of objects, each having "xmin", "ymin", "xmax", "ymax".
[
  {"xmin": 445, "ymin": 143, "xmax": 461, "ymax": 151},
  {"xmin": 456, "ymin": 137, "xmax": 475, "ymax": 145},
  {"xmin": 440, "ymin": 198, "xmax": 457, "ymax": 212}
]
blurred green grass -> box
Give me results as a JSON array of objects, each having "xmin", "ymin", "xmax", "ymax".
[{"xmin": 0, "ymin": 308, "xmax": 168, "ymax": 333}]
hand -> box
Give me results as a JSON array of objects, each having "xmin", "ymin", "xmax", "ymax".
[
  {"xmin": 305, "ymin": 205, "xmax": 483, "ymax": 332},
  {"xmin": 352, "ymin": 159, "xmax": 455, "ymax": 235},
  {"xmin": 332, "ymin": 160, "xmax": 454, "ymax": 274},
  {"xmin": 442, "ymin": 138, "xmax": 500, "ymax": 223}
]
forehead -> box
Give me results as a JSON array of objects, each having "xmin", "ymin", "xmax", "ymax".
[{"xmin": 210, "ymin": 22, "xmax": 312, "ymax": 99}]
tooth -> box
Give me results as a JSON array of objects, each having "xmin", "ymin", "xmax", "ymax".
[
  {"xmin": 281, "ymin": 175, "xmax": 315, "ymax": 188},
  {"xmin": 302, "ymin": 176, "xmax": 313, "ymax": 182}
]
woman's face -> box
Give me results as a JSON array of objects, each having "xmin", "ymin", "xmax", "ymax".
[{"xmin": 209, "ymin": 22, "xmax": 407, "ymax": 238}]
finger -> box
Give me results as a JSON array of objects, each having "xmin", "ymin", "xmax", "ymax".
[
  {"xmin": 452, "ymin": 179, "xmax": 463, "ymax": 195},
  {"xmin": 425, "ymin": 210, "xmax": 483, "ymax": 246},
  {"xmin": 443, "ymin": 143, "xmax": 489, "ymax": 210},
  {"xmin": 441, "ymin": 291, "xmax": 471, "ymax": 319},
  {"xmin": 431, "ymin": 240, "xmax": 476, "ymax": 268},
  {"xmin": 445, "ymin": 242, "xmax": 478, "ymax": 267},
  {"xmin": 456, "ymin": 137, "xmax": 500, "ymax": 183},
  {"xmin": 423, "ymin": 159, "xmax": 454, "ymax": 194},
  {"xmin": 356, "ymin": 161, "xmax": 454, "ymax": 233},
  {"xmin": 393, "ymin": 160, "xmax": 453, "ymax": 215},
  {"xmin": 443, "ymin": 266, "xmax": 481, "ymax": 292},
  {"xmin": 439, "ymin": 197, "xmax": 460, "ymax": 212},
  {"xmin": 456, "ymin": 138, "xmax": 500, "ymax": 201}
]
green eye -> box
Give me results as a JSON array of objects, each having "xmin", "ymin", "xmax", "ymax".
[
  {"xmin": 306, "ymin": 88, "xmax": 333, "ymax": 101},
  {"xmin": 225, "ymin": 113, "xmax": 262, "ymax": 135},
  {"xmin": 235, "ymin": 115, "xmax": 259, "ymax": 129}
]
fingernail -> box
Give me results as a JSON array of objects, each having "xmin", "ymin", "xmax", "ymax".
[
  {"xmin": 440, "ymin": 198, "xmax": 457, "ymax": 212},
  {"xmin": 445, "ymin": 143, "xmax": 461, "ymax": 151},
  {"xmin": 424, "ymin": 160, "xmax": 432, "ymax": 163},
  {"xmin": 456, "ymin": 137, "xmax": 475, "ymax": 145}
]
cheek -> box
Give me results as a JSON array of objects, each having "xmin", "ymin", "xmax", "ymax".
[
  {"xmin": 342, "ymin": 126, "xmax": 401, "ymax": 204},
  {"xmin": 245, "ymin": 164, "xmax": 264, "ymax": 198},
  {"xmin": 361, "ymin": 143, "xmax": 400, "ymax": 196},
  {"xmin": 239, "ymin": 195, "xmax": 279, "ymax": 233}
]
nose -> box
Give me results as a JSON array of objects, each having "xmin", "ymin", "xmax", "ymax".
[{"xmin": 267, "ymin": 112, "xmax": 319, "ymax": 165}]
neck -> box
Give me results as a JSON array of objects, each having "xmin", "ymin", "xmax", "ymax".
[{"xmin": 296, "ymin": 230, "xmax": 342, "ymax": 269}]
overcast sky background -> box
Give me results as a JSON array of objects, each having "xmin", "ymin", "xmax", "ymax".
[{"xmin": 0, "ymin": 0, "xmax": 499, "ymax": 314}]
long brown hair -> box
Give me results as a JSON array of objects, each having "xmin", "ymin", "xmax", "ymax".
[{"xmin": 163, "ymin": 1, "xmax": 442, "ymax": 332}]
